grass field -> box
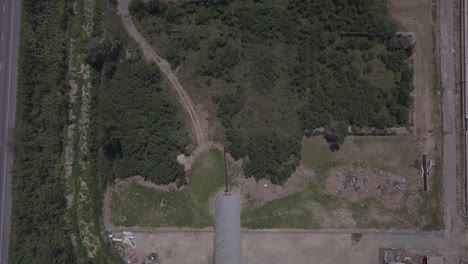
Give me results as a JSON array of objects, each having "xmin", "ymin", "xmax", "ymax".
[
  {"xmin": 242, "ymin": 136, "xmax": 442, "ymax": 230},
  {"xmin": 109, "ymin": 149, "xmax": 225, "ymax": 227},
  {"xmin": 109, "ymin": 137, "xmax": 443, "ymax": 230},
  {"xmin": 301, "ymin": 136, "xmax": 419, "ymax": 181}
]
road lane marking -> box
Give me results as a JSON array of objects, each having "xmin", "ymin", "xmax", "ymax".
[
  {"xmin": 1, "ymin": 33, "xmax": 3, "ymax": 41},
  {"xmin": 0, "ymin": 62, "xmax": 2, "ymax": 71},
  {"xmin": 0, "ymin": 0, "xmax": 16, "ymax": 261},
  {"xmin": 2, "ymin": 5, "xmax": 5, "ymax": 13}
]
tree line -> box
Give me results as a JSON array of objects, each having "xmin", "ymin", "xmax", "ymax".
[
  {"xmin": 94, "ymin": 59, "xmax": 189, "ymax": 185},
  {"xmin": 9, "ymin": 0, "xmax": 76, "ymax": 263}
]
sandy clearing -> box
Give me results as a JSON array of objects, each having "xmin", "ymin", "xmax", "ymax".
[
  {"xmin": 129, "ymin": 231, "xmax": 447, "ymax": 264},
  {"xmin": 389, "ymin": 0, "xmax": 437, "ymax": 156}
]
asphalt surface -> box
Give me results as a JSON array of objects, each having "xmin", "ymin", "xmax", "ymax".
[
  {"xmin": 0, "ymin": 0, "xmax": 20, "ymax": 263},
  {"xmin": 440, "ymin": 0, "xmax": 466, "ymax": 262}
]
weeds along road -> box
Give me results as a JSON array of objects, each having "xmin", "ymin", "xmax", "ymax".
[
  {"xmin": 117, "ymin": 0, "xmax": 206, "ymax": 146},
  {"xmin": 0, "ymin": 0, "xmax": 20, "ymax": 263}
]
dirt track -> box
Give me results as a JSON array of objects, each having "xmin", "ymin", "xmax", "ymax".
[
  {"xmin": 126, "ymin": 230, "xmax": 448, "ymax": 264},
  {"xmin": 390, "ymin": 0, "xmax": 437, "ymax": 154},
  {"xmin": 117, "ymin": 0, "xmax": 206, "ymax": 146}
]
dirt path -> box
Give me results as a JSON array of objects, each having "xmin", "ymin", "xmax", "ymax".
[
  {"xmin": 390, "ymin": 0, "xmax": 436, "ymax": 154},
  {"xmin": 105, "ymin": 227, "xmax": 449, "ymax": 264},
  {"xmin": 117, "ymin": 0, "xmax": 206, "ymax": 146}
]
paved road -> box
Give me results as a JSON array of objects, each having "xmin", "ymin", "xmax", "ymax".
[
  {"xmin": 0, "ymin": 0, "xmax": 20, "ymax": 263},
  {"xmin": 440, "ymin": 0, "xmax": 466, "ymax": 262}
]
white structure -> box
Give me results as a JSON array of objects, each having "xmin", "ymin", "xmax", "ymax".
[
  {"xmin": 213, "ymin": 192, "xmax": 243, "ymax": 264},
  {"xmin": 110, "ymin": 231, "xmax": 136, "ymax": 249}
]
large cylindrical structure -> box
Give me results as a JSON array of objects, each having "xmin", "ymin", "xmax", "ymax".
[{"xmin": 213, "ymin": 192, "xmax": 243, "ymax": 264}]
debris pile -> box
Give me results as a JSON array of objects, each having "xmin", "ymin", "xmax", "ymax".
[
  {"xmin": 341, "ymin": 170, "xmax": 360, "ymax": 193},
  {"xmin": 416, "ymin": 159, "xmax": 434, "ymax": 178},
  {"xmin": 109, "ymin": 231, "xmax": 139, "ymax": 263},
  {"xmin": 327, "ymin": 166, "xmax": 406, "ymax": 209}
]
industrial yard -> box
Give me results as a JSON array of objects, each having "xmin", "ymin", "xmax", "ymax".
[{"xmin": 104, "ymin": 230, "xmax": 455, "ymax": 264}]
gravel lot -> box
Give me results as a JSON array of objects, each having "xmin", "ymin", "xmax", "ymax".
[{"xmin": 131, "ymin": 231, "xmax": 447, "ymax": 264}]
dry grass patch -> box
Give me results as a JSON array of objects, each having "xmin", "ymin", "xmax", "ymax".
[
  {"xmin": 242, "ymin": 136, "xmax": 442, "ymax": 230},
  {"xmin": 108, "ymin": 148, "xmax": 224, "ymax": 228}
]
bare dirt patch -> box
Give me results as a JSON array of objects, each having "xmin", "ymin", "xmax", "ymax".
[
  {"xmin": 103, "ymin": 186, "xmax": 116, "ymax": 231},
  {"xmin": 389, "ymin": 0, "xmax": 438, "ymax": 156},
  {"xmin": 130, "ymin": 231, "xmax": 446, "ymax": 264},
  {"xmin": 118, "ymin": 176, "xmax": 180, "ymax": 192},
  {"xmin": 177, "ymin": 141, "xmax": 223, "ymax": 171},
  {"xmin": 326, "ymin": 166, "xmax": 406, "ymax": 209},
  {"xmin": 233, "ymin": 164, "xmax": 315, "ymax": 209}
]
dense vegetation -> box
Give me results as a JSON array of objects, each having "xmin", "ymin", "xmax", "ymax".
[
  {"xmin": 131, "ymin": 0, "xmax": 414, "ymax": 184},
  {"xmin": 9, "ymin": 0, "xmax": 75, "ymax": 263},
  {"xmin": 95, "ymin": 60, "xmax": 189, "ymax": 185},
  {"xmin": 10, "ymin": 0, "xmax": 189, "ymax": 262},
  {"xmin": 65, "ymin": 0, "xmax": 189, "ymax": 261}
]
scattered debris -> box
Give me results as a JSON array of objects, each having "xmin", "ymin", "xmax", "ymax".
[
  {"xmin": 393, "ymin": 182, "xmax": 405, "ymax": 192},
  {"xmin": 109, "ymin": 231, "xmax": 138, "ymax": 263},
  {"xmin": 427, "ymin": 159, "xmax": 433, "ymax": 173},
  {"xmin": 415, "ymin": 158, "xmax": 435, "ymax": 176},
  {"xmin": 327, "ymin": 167, "xmax": 406, "ymax": 209}
]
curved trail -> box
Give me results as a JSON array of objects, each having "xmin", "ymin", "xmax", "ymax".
[{"xmin": 117, "ymin": 0, "xmax": 205, "ymax": 145}]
